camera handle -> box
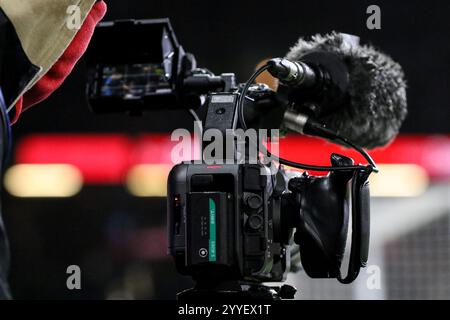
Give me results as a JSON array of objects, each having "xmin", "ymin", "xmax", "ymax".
[{"xmin": 337, "ymin": 169, "xmax": 371, "ymax": 284}]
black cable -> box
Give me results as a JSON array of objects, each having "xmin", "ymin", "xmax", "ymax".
[
  {"xmin": 331, "ymin": 131, "xmax": 378, "ymax": 172},
  {"xmin": 0, "ymin": 88, "xmax": 11, "ymax": 169},
  {"xmin": 187, "ymin": 108, "xmax": 203, "ymax": 161},
  {"xmin": 235, "ymin": 65, "xmax": 270, "ymax": 131},
  {"xmin": 237, "ymin": 64, "xmax": 378, "ymax": 173},
  {"xmin": 188, "ymin": 108, "xmax": 202, "ymax": 131}
]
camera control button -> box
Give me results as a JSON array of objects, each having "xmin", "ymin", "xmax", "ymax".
[
  {"xmin": 199, "ymin": 248, "xmax": 208, "ymax": 258},
  {"xmin": 247, "ymin": 214, "xmax": 263, "ymax": 230},
  {"xmin": 244, "ymin": 193, "xmax": 263, "ymax": 210}
]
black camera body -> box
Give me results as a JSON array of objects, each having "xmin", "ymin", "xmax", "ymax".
[
  {"xmin": 167, "ymin": 162, "xmax": 292, "ymax": 284},
  {"xmin": 166, "ymin": 91, "xmax": 371, "ymax": 293},
  {"xmin": 167, "ymin": 159, "xmax": 371, "ymax": 293},
  {"xmin": 86, "ymin": 18, "xmax": 373, "ymax": 299}
]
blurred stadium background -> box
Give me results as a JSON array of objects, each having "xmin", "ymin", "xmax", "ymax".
[{"xmin": 2, "ymin": 0, "xmax": 450, "ymax": 299}]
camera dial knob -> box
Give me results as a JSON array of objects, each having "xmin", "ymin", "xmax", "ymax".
[
  {"xmin": 247, "ymin": 214, "xmax": 264, "ymax": 230},
  {"xmin": 244, "ymin": 193, "xmax": 263, "ymax": 210}
]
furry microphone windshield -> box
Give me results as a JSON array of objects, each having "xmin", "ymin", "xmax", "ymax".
[{"xmin": 285, "ymin": 32, "xmax": 407, "ymax": 149}]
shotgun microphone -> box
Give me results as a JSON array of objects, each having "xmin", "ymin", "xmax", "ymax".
[{"xmin": 268, "ymin": 32, "xmax": 407, "ymax": 149}]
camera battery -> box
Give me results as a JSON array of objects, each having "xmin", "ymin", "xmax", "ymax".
[{"xmin": 186, "ymin": 192, "xmax": 232, "ymax": 266}]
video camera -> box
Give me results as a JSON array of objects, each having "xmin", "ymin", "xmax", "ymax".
[{"xmin": 86, "ymin": 18, "xmax": 373, "ymax": 300}]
